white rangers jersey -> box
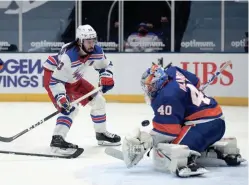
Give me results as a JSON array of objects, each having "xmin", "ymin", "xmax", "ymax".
[
  {"xmin": 43, "ymin": 44, "xmax": 112, "ymax": 97},
  {"xmin": 43, "ymin": 42, "xmax": 71, "ymax": 71}
]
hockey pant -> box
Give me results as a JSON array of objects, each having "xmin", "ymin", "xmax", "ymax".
[
  {"xmin": 172, "ymin": 118, "xmax": 226, "ymax": 152},
  {"xmin": 43, "ymin": 68, "xmax": 107, "ymax": 138}
]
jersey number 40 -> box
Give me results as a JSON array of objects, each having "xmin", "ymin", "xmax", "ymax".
[{"xmin": 157, "ymin": 105, "xmax": 172, "ymax": 115}]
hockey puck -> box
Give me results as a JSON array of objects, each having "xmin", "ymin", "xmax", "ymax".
[{"xmin": 141, "ymin": 120, "xmax": 150, "ymax": 127}]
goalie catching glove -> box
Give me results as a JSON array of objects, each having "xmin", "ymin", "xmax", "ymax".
[{"xmin": 122, "ymin": 128, "xmax": 153, "ymax": 168}]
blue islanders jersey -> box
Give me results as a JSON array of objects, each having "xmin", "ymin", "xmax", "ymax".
[{"xmin": 151, "ymin": 66, "xmax": 223, "ymax": 138}]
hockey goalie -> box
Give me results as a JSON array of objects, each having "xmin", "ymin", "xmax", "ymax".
[{"xmin": 120, "ymin": 64, "xmax": 246, "ymax": 178}]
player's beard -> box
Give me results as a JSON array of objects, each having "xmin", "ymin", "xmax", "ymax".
[
  {"xmin": 80, "ymin": 44, "xmax": 94, "ymax": 54},
  {"xmin": 78, "ymin": 47, "xmax": 87, "ymax": 56},
  {"xmin": 86, "ymin": 47, "xmax": 94, "ymax": 52}
]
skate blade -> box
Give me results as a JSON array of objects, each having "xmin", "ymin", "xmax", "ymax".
[
  {"xmin": 51, "ymin": 147, "xmax": 78, "ymax": 155},
  {"xmin": 98, "ymin": 140, "xmax": 121, "ymax": 146},
  {"xmin": 238, "ymin": 158, "xmax": 247, "ymax": 163},
  {"xmin": 178, "ymin": 168, "xmax": 209, "ymax": 177}
]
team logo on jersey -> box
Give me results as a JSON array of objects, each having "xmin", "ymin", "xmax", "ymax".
[{"xmin": 73, "ymin": 68, "xmax": 83, "ymax": 80}]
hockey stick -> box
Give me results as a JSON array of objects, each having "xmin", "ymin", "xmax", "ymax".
[
  {"xmin": 161, "ymin": 60, "xmax": 231, "ymax": 91},
  {"xmin": 0, "ymin": 86, "xmax": 102, "ymax": 142},
  {"xmin": 0, "ymin": 148, "xmax": 84, "ymax": 159},
  {"xmin": 200, "ymin": 60, "xmax": 232, "ymax": 91},
  {"xmin": 105, "ymin": 147, "xmax": 124, "ymax": 161}
]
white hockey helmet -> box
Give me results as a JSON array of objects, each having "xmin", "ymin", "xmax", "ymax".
[{"xmin": 76, "ymin": 24, "xmax": 97, "ymax": 42}]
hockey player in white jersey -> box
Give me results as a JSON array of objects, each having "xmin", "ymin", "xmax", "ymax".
[{"xmin": 43, "ymin": 24, "xmax": 121, "ymax": 154}]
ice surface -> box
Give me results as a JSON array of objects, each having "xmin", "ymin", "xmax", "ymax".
[{"xmin": 0, "ymin": 103, "xmax": 247, "ymax": 185}]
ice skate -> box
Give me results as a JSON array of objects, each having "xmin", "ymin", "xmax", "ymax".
[
  {"xmin": 50, "ymin": 135, "xmax": 81, "ymax": 155},
  {"xmin": 176, "ymin": 155, "xmax": 208, "ymax": 178},
  {"xmin": 96, "ymin": 131, "xmax": 121, "ymax": 146},
  {"xmin": 213, "ymin": 148, "xmax": 246, "ymax": 166}
]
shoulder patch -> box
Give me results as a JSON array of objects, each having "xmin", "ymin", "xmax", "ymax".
[
  {"xmin": 66, "ymin": 46, "xmax": 79, "ymax": 63},
  {"xmin": 89, "ymin": 45, "xmax": 104, "ymax": 60},
  {"xmin": 93, "ymin": 45, "xmax": 104, "ymax": 54}
]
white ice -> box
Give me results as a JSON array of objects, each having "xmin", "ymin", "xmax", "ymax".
[{"xmin": 0, "ymin": 103, "xmax": 247, "ymax": 185}]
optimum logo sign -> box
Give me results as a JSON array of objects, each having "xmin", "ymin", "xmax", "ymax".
[
  {"xmin": 181, "ymin": 39, "xmax": 216, "ymax": 51},
  {"xmin": 231, "ymin": 39, "xmax": 248, "ymax": 48},
  {"xmin": 0, "ymin": 1, "xmax": 48, "ymax": 14}
]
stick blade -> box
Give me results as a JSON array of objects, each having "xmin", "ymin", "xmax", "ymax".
[
  {"xmin": 0, "ymin": 148, "xmax": 84, "ymax": 159},
  {"xmin": 105, "ymin": 148, "xmax": 124, "ymax": 161},
  {"xmin": 0, "ymin": 136, "xmax": 14, "ymax": 142},
  {"xmin": 0, "ymin": 131, "xmax": 26, "ymax": 142}
]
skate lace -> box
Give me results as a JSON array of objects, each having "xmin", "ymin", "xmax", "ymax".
[{"xmin": 104, "ymin": 131, "xmax": 115, "ymax": 138}]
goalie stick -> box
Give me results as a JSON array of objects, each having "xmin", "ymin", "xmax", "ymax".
[
  {"xmin": 105, "ymin": 147, "xmax": 124, "ymax": 161},
  {"xmin": 105, "ymin": 60, "xmax": 232, "ymax": 161},
  {"xmin": 156, "ymin": 59, "xmax": 231, "ymax": 92},
  {"xmin": 200, "ymin": 60, "xmax": 232, "ymax": 91},
  {"xmin": 0, "ymin": 148, "xmax": 84, "ymax": 159},
  {"xmin": 0, "ymin": 86, "xmax": 102, "ymax": 142}
]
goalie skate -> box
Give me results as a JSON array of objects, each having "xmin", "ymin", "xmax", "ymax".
[
  {"xmin": 50, "ymin": 135, "xmax": 82, "ymax": 155},
  {"xmin": 199, "ymin": 137, "xmax": 246, "ymax": 166},
  {"xmin": 176, "ymin": 163, "xmax": 208, "ymax": 178},
  {"xmin": 176, "ymin": 155, "xmax": 208, "ymax": 178},
  {"xmin": 96, "ymin": 131, "xmax": 121, "ymax": 146},
  {"xmin": 211, "ymin": 148, "xmax": 246, "ymax": 166}
]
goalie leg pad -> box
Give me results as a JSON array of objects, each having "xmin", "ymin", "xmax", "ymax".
[
  {"xmin": 212, "ymin": 137, "xmax": 240, "ymax": 155},
  {"xmin": 152, "ymin": 143, "xmax": 208, "ymax": 177},
  {"xmin": 200, "ymin": 137, "xmax": 246, "ymax": 166},
  {"xmin": 152, "ymin": 143, "xmax": 188, "ymax": 173}
]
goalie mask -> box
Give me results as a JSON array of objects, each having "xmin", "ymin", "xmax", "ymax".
[{"xmin": 141, "ymin": 64, "xmax": 168, "ymax": 102}]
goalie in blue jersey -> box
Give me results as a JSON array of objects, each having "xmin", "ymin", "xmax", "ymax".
[{"xmin": 121, "ymin": 63, "xmax": 245, "ymax": 178}]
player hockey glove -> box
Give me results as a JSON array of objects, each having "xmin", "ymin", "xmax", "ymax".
[
  {"xmin": 99, "ymin": 68, "xmax": 114, "ymax": 93},
  {"xmin": 55, "ymin": 94, "xmax": 75, "ymax": 115}
]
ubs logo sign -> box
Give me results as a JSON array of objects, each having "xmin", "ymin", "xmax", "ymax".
[{"xmin": 0, "ymin": 0, "xmax": 48, "ymax": 14}]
